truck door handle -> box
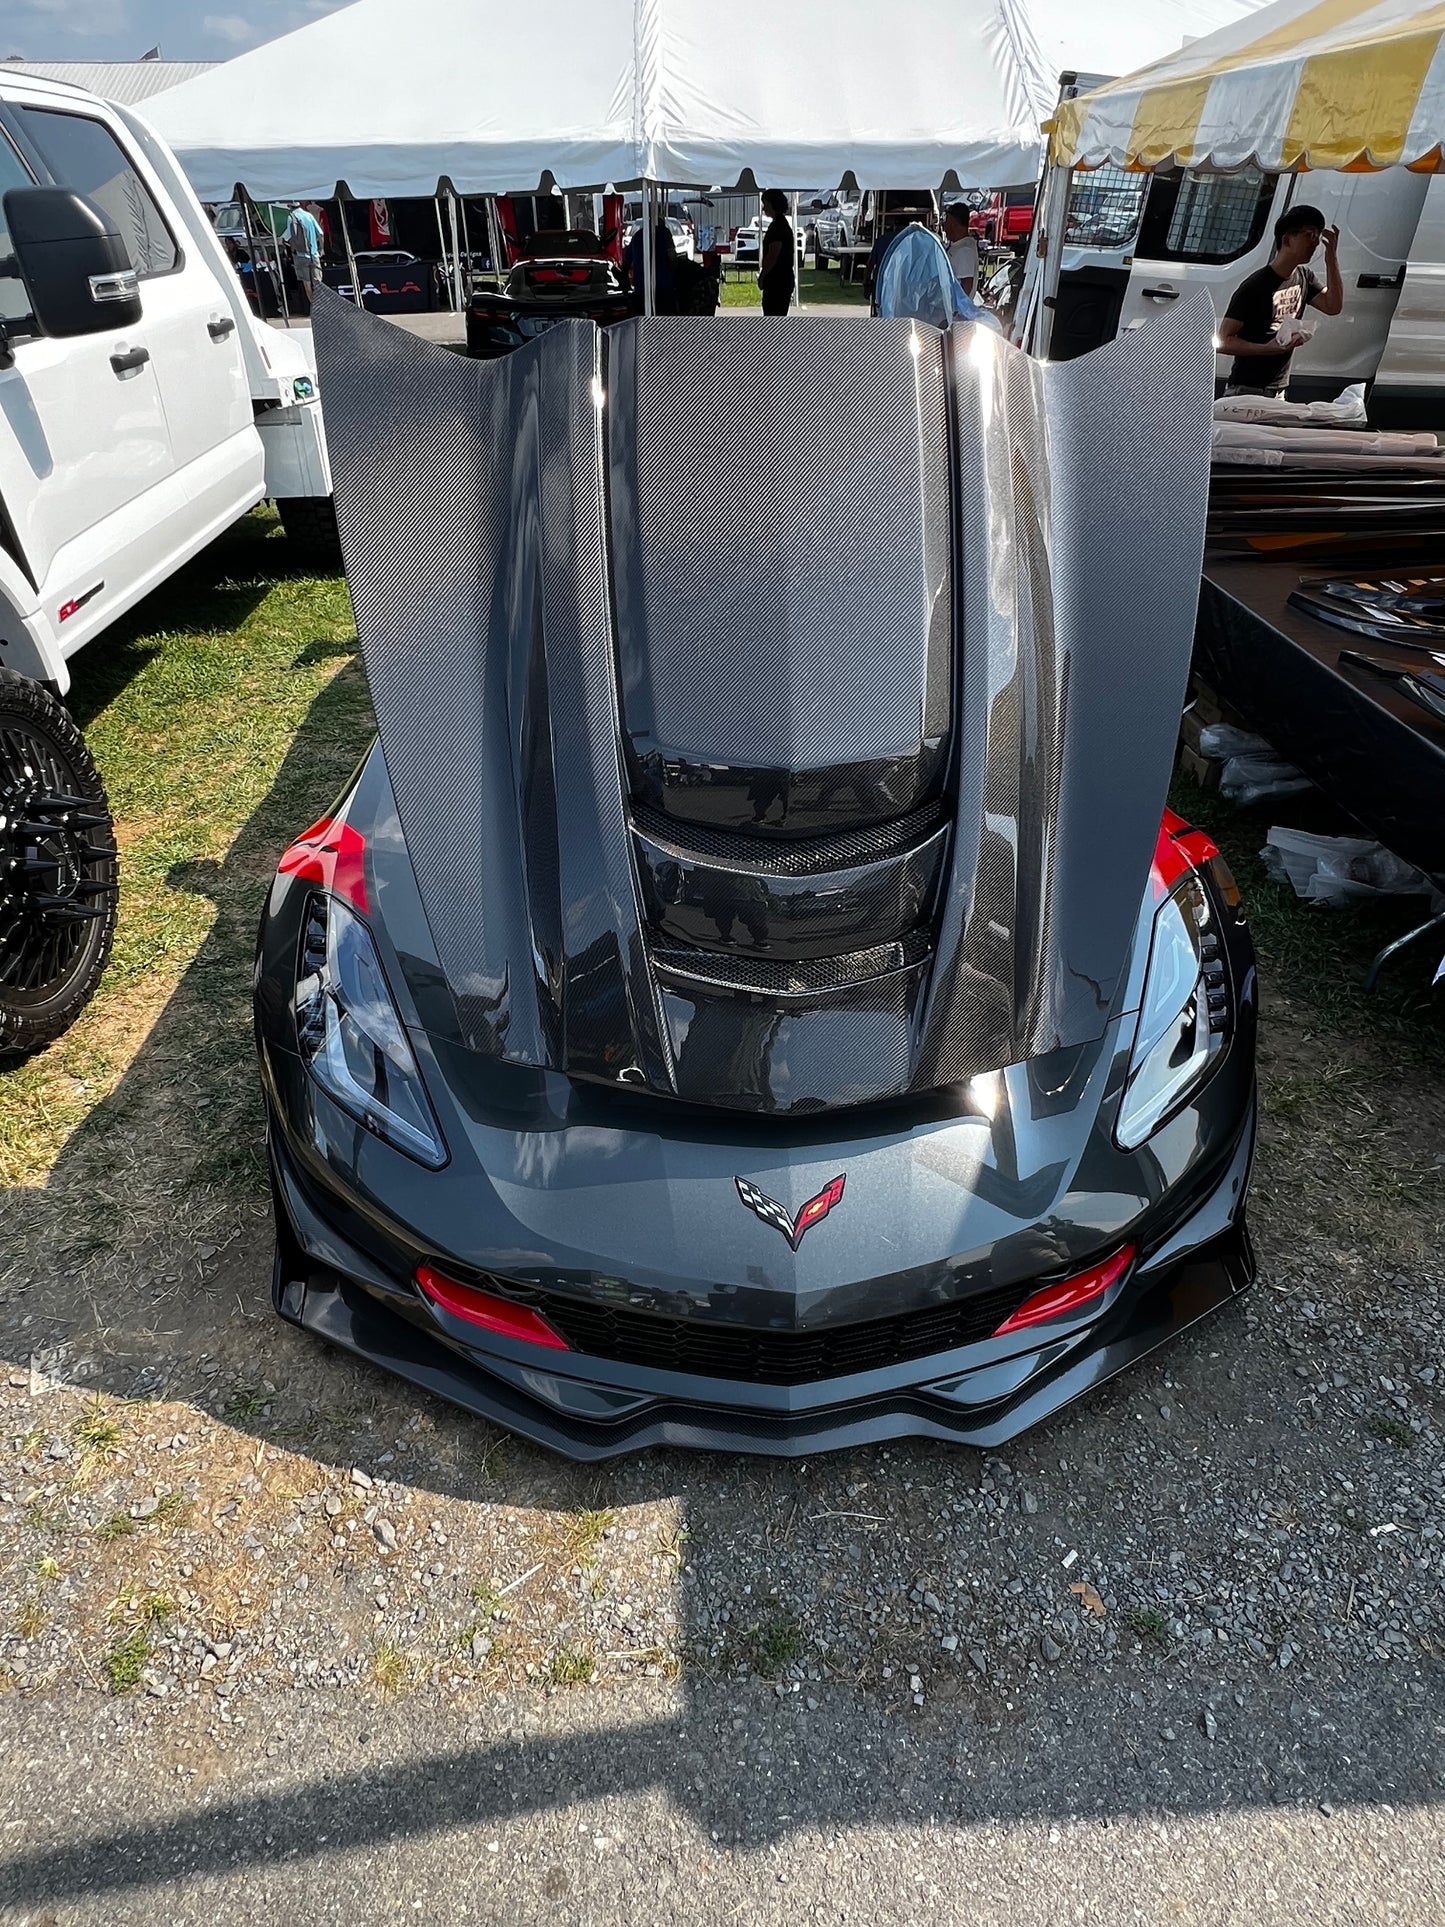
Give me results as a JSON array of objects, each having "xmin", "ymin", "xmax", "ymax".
[
  {"xmin": 1357, "ymin": 266, "xmax": 1406, "ymax": 289},
  {"xmin": 207, "ymin": 316, "xmax": 236, "ymax": 340},
  {"xmin": 1140, "ymin": 284, "xmax": 1179, "ymax": 300},
  {"xmin": 109, "ymin": 346, "xmax": 150, "ymax": 375}
]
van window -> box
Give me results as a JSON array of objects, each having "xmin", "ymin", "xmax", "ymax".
[
  {"xmin": 1138, "ymin": 168, "xmax": 1277, "ymax": 266},
  {"xmin": 0, "ymin": 129, "xmax": 37, "ymax": 326},
  {"xmin": 1065, "ymin": 164, "xmax": 1148, "ymax": 250},
  {"xmin": 15, "ymin": 107, "xmax": 179, "ymax": 277}
]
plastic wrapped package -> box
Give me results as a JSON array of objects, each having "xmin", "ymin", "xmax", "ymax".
[
  {"xmin": 1196, "ymin": 723, "xmax": 1315, "ymax": 805},
  {"xmin": 1213, "ymin": 383, "xmax": 1368, "ymax": 428},
  {"xmin": 1260, "ymin": 826, "xmax": 1438, "ymax": 904}
]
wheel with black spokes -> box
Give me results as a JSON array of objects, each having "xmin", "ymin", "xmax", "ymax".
[{"xmin": 0, "ymin": 669, "xmax": 118, "ymax": 1064}]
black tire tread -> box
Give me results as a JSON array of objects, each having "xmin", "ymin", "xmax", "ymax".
[{"xmin": 0, "ymin": 669, "xmax": 118, "ymax": 1065}]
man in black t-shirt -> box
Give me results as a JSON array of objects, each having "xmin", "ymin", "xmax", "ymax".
[
  {"xmin": 757, "ymin": 189, "xmax": 795, "ymax": 316},
  {"xmin": 1219, "ymin": 203, "xmax": 1343, "ymax": 395}
]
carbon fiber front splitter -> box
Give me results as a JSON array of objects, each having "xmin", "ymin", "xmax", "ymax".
[{"xmin": 267, "ymin": 1124, "xmax": 1256, "ymax": 1462}]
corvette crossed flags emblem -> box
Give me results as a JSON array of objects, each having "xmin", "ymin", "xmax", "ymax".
[{"xmin": 734, "ymin": 1174, "xmax": 846, "ymax": 1251}]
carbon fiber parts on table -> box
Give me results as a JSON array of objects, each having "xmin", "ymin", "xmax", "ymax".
[
  {"xmin": 1290, "ymin": 573, "xmax": 1445, "ymax": 649},
  {"xmin": 311, "ymin": 290, "xmax": 1214, "ymax": 1115}
]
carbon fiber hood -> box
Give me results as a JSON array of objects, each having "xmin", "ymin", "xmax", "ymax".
[{"xmin": 312, "ymin": 291, "xmax": 1214, "ymax": 1114}]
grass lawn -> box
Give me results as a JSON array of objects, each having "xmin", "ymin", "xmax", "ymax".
[
  {"xmin": 718, "ymin": 262, "xmax": 867, "ymax": 309},
  {"xmin": 0, "ymin": 508, "xmax": 374, "ymax": 1197}
]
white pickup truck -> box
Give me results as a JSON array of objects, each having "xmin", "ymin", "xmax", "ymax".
[{"xmin": 0, "ymin": 70, "xmax": 333, "ymax": 1061}]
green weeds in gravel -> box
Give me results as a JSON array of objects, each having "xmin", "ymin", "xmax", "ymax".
[
  {"xmin": 21, "ymin": 1499, "xmax": 65, "ymax": 1536},
  {"xmin": 71, "ymin": 1401, "xmax": 124, "ymax": 1456},
  {"xmin": 1129, "ymin": 1607, "xmax": 1172, "ymax": 1650},
  {"xmin": 225, "ymin": 1385, "xmax": 272, "ymax": 1425},
  {"xmin": 1368, "ymin": 1414, "xmax": 1415, "ymax": 1448},
  {"xmin": 546, "ymin": 1646, "xmax": 595, "ymax": 1687},
  {"xmin": 94, "ymin": 1511, "xmax": 137, "ymax": 1545},
  {"xmin": 140, "ymin": 1593, "xmax": 176, "ymax": 1624},
  {"xmin": 105, "ymin": 1627, "xmax": 149, "ymax": 1692},
  {"xmin": 370, "ymin": 1642, "xmax": 414, "ymax": 1694},
  {"xmin": 748, "ymin": 1613, "xmax": 806, "ymax": 1676},
  {"xmin": 14, "ymin": 1598, "xmax": 46, "ymax": 1641},
  {"xmin": 568, "ymin": 1509, "xmax": 614, "ymax": 1559},
  {"xmin": 33, "ymin": 1554, "xmax": 60, "ymax": 1582},
  {"xmin": 150, "ymin": 1491, "xmax": 192, "ymax": 1530}
]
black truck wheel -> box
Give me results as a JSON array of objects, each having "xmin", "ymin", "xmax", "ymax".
[
  {"xmin": 277, "ymin": 494, "xmax": 343, "ymax": 567},
  {"xmin": 0, "ymin": 670, "xmax": 118, "ymax": 1064}
]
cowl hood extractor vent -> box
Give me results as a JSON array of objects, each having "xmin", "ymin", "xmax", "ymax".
[{"xmin": 313, "ymin": 293, "xmax": 1213, "ymax": 1114}]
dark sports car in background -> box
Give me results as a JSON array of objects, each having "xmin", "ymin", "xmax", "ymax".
[
  {"xmin": 255, "ymin": 288, "xmax": 1257, "ymax": 1460},
  {"xmin": 465, "ymin": 228, "xmax": 637, "ymax": 359}
]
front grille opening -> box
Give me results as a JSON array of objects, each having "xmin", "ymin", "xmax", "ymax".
[{"xmin": 444, "ymin": 1271, "xmax": 1034, "ymax": 1385}]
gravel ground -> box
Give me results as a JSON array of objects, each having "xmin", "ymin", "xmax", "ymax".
[{"xmin": 1, "ymin": 944, "xmax": 1443, "ymax": 1919}]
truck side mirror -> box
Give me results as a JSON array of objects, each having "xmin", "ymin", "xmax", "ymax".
[{"xmin": 2, "ymin": 187, "xmax": 141, "ymax": 336}]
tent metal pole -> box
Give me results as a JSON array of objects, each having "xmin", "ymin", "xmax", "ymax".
[
  {"xmin": 790, "ymin": 190, "xmax": 800, "ymax": 310},
  {"xmin": 642, "ymin": 180, "xmax": 655, "ymax": 317},
  {"xmin": 447, "ymin": 188, "xmax": 464, "ymax": 313},
  {"xmin": 250, "ymin": 189, "xmax": 290, "ymax": 328},
  {"xmin": 340, "ymin": 197, "xmax": 366, "ymax": 313},
  {"xmin": 485, "ymin": 195, "xmax": 505, "ymax": 290},
  {"xmin": 458, "ymin": 194, "xmax": 472, "ymax": 297},
  {"xmin": 435, "ymin": 196, "xmax": 451, "ymax": 308}
]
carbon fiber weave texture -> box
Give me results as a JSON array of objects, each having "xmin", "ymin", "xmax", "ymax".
[{"xmin": 609, "ymin": 316, "xmax": 953, "ymax": 775}]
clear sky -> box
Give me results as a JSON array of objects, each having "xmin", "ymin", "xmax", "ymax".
[{"xmin": 3, "ymin": 0, "xmax": 350, "ymax": 62}]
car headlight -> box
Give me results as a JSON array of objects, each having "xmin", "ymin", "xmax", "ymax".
[
  {"xmin": 293, "ymin": 894, "xmax": 447, "ymax": 1168},
  {"xmin": 1115, "ymin": 867, "xmax": 1229, "ymax": 1151}
]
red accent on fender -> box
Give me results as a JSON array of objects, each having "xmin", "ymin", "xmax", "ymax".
[
  {"xmin": 415, "ymin": 1266, "xmax": 570, "ymax": 1351},
  {"xmin": 994, "ymin": 1244, "xmax": 1136, "ymax": 1337},
  {"xmin": 277, "ymin": 815, "xmax": 370, "ymax": 914},
  {"xmin": 1152, "ymin": 815, "xmax": 1221, "ymax": 894},
  {"xmin": 57, "ymin": 599, "xmax": 79, "ymax": 622}
]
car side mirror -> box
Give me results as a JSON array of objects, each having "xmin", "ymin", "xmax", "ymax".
[{"xmin": 2, "ymin": 186, "xmax": 141, "ymax": 336}]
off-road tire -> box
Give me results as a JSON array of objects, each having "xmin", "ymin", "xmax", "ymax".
[
  {"xmin": 0, "ymin": 670, "xmax": 118, "ymax": 1064},
  {"xmin": 277, "ymin": 493, "xmax": 343, "ymax": 568}
]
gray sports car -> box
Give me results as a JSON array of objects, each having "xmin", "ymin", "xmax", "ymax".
[{"xmin": 253, "ymin": 289, "xmax": 1256, "ymax": 1458}]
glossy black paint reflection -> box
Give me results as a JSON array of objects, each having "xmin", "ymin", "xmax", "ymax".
[{"xmin": 633, "ymin": 821, "xmax": 948, "ymax": 961}]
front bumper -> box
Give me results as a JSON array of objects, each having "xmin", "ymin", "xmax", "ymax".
[{"xmin": 267, "ymin": 1105, "xmax": 1256, "ymax": 1460}]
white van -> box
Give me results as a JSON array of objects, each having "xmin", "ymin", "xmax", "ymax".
[
  {"xmin": 1035, "ymin": 144, "xmax": 1445, "ymax": 424},
  {"xmin": 0, "ymin": 71, "xmax": 333, "ymax": 1059}
]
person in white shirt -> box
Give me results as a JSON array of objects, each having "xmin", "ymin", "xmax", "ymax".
[{"xmin": 942, "ymin": 203, "xmax": 979, "ymax": 298}]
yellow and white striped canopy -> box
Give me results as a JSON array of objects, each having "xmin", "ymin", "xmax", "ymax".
[{"xmin": 1051, "ymin": 0, "xmax": 1445, "ymax": 172}]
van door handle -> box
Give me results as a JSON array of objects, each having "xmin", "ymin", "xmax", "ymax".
[
  {"xmin": 1357, "ymin": 266, "xmax": 1406, "ymax": 289},
  {"xmin": 109, "ymin": 345, "xmax": 150, "ymax": 375},
  {"xmin": 207, "ymin": 315, "xmax": 236, "ymax": 340},
  {"xmin": 1140, "ymin": 284, "xmax": 1179, "ymax": 300}
]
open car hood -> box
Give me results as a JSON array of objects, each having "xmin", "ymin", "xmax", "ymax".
[{"xmin": 312, "ymin": 292, "xmax": 1213, "ymax": 1114}]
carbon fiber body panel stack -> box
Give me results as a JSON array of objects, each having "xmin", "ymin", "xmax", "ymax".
[{"xmin": 312, "ymin": 291, "xmax": 1214, "ymax": 1114}]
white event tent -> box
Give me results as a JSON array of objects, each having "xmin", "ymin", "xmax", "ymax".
[{"xmin": 145, "ymin": 0, "xmax": 1055, "ymax": 202}]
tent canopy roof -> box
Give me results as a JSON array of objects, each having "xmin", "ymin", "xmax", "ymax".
[
  {"xmin": 145, "ymin": 0, "xmax": 1054, "ymax": 202},
  {"xmin": 1051, "ymin": 0, "xmax": 1445, "ymax": 173}
]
